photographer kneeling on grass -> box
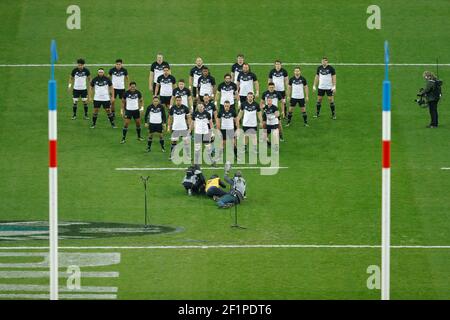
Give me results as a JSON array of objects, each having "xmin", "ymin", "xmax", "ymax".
[{"xmin": 182, "ymin": 165, "xmax": 206, "ymax": 196}]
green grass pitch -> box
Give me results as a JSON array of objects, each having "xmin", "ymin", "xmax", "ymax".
[{"xmin": 0, "ymin": 0, "xmax": 449, "ymax": 299}]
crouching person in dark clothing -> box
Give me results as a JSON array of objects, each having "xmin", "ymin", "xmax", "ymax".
[
  {"xmin": 182, "ymin": 165, "xmax": 206, "ymax": 196},
  {"xmin": 217, "ymin": 171, "xmax": 247, "ymax": 209},
  {"xmin": 205, "ymin": 175, "xmax": 228, "ymax": 198}
]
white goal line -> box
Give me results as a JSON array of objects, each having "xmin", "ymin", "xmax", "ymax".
[
  {"xmin": 115, "ymin": 166, "xmax": 289, "ymax": 171},
  {"xmin": 0, "ymin": 62, "xmax": 449, "ymax": 68},
  {"xmin": 0, "ymin": 244, "xmax": 449, "ymax": 250}
]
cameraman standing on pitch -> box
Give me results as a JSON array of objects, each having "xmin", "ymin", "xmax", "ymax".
[{"xmin": 419, "ymin": 71, "xmax": 442, "ymax": 128}]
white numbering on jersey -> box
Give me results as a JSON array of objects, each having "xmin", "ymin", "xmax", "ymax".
[
  {"xmin": 66, "ymin": 5, "xmax": 81, "ymax": 30},
  {"xmin": 366, "ymin": 5, "xmax": 381, "ymax": 30}
]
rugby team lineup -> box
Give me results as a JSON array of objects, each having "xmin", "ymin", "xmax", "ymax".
[{"xmin": 68, "ymin": 54, "xmax": 337, "ymax": 164}]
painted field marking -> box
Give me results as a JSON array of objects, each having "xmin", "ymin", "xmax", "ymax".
[
  {"xmin": 0, "ymin": 62, "xmax": 449, "ymax": 68},
  {"xmin": 441, "ymin": 168, "xmax": 450, "ymax": 170},
  {"xmin": 0, "ymin": 244, "xmax": 449, "ymax": 250},
  {"xmin": 0, "ymin": 293, "xmax": 116, "ymax": 299},
  {"xmin": 0, "ymin": 284, "xmax": 117, "ymax": 293},
  {"xmin": 0, "ymin": 271, "xmax": 119, "ymax": 278},
  {"xmin": 115, "ymin": 166, "xmax": 289, "ymax": 171}
]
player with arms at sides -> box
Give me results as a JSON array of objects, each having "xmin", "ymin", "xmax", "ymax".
[
  {"xmin": 190, "ymin": 103, "xmax": 214, "ymax": 165},
  {"xmin": 268, "ymin": 60, "xmax": 289, "ymax": 119},
  {"xmin": 68, "ymin": 58, "xmax": 91, "ymax": 120},
  {"xmin": 237, "ymin": 63, "xmax": 259, "ymax": 105},
  {"xmin": 202, "ymin": 94, "xmax": 218, "ymax": 127},
  {"xmin": 171, "ymin": 79, "xmax": 192, "ymax": 111},
  {"xmin": 108, "ymin": 59, "xmax": 128, "ymax": 120},
  {"xmin": 144, "ymin": 96, "xmax": 167, "ymax": 153},
  {"xmin": 312, "ymin": 57, "xmax": 336, "ymax": 119},
  {"xmin": 155, "ymin": 66, "xmax": 176, "ymax": 108},
  {"xmin": 216, "ymin": 73, "xmax": 238, "ymax": 112},
  {"xmin": 231, "ymin": 54, "xmax": 245, "ymax": 84},
  {"xmin": 120, "ymin": 82, "xmax": 144, "ymax": 144},
  {"xmin": 287, "ymin": 67, "xmax": 309, "ymax": 127},
  {"xmin": 261, "ymin": 82, "xmax": 285, "ymax": 141},
  {"xmin": 262, "ymin": 97, "xmax": 280, "ymax": 152},
  {"xmin": 236, "ymin": 92, "xmax": 263, "ymax": 154},
  {"xmin": 216, "ymin": 100, "xmax": 238, "ymax": 161},
  {"xmin": 189, "ymin": 57, "xmax": 205, "ymax": 110},
  {"xmin": 197, "ymin": 66, "xmax": 216, "ymax": 103},
  {"xmin": 167, "ymin": 96, "xmax": 191, "ymax": 161},
  {"xmin": 148, "ymin": 53, "xmax": 170, "ymax": 94},
  {"xmin": 88, "ymin": 68, "xmax": 116, "ymax": 129}
]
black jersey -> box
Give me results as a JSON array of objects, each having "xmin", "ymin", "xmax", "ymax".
[
  {"xmin": 240, "ymin": 101, "xmax": 260, "ymax": 127},
  {"xmin": 71, "ymin": 67, "xmax": 91, "ymax": 90},
  {"xmin": 218, "ymin": 108, "xmax": 236, "ymax": 130},
  {"xmin": 231, "ymin": 63, "xmax": 244, "ymax": 83},
  {"xmin": 217, "ymin": 81, "xmax": 238, "ymax": 105},
  {"xmin": 190, "ymin": 66, "xmax": 204, "ymax": 88},
  {"xmin": 123, "ymin": 90, "xmax": 142, "ymax": 111},
  {"xmin": 90, "ymin": 76, "xmax": 112, "ymax": 101},
  {"xmin": 108, "ymin": 67, "xmax": 128, "ymax": 90},
  {"xmin": 263, "ymin": 104, "xmax": 279, "ymax": 125},
  {"xmin": 237, "ymin": 72, "xmax": 258, "ymax": 96},
  {"xmin": 316, "ymin": 65, "xmax": 336, "ymax": 90},
  {"xmin": 197, "ymin": 75, "xmax": 216, "ymax": 97},
  {"xmin": 192, "ymin": 110, "xmax": 211, "ymax": 134},
  {"xmin": 289, "ymin": 76, "xmax": 308, "ymax": 99},
  {"xmin": 172, "ymin": 87, "xmax": 191, "ymax": 106},
  {"xmin": 145, "ymin": 104, "xmax": 166, "ymax": 124},
  {"xmin": 261, "ymin": 90, "xmax": 283, "ymax": 106},
  {"xmin": 268, "ymin": 68, "xmax": 288, "ymax": 91},
  {"xmin": 150, "ymin": 61, "xmax": 170, "ymax": 83},
  {"xmin": 157, "ymin": 74, "xmax": 176, "ymax": 96},
  {"xmin": 203, "ymin": 102, "xmax": 217, "ymax": 119},
  {"xmin": 169, "ymin": 105, "xmax": 190, "ymax": 131}
]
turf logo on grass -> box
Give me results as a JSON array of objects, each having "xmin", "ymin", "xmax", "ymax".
[{"xmin": 0, "ymin": 221, "xmax": 182, "ymax": 241}]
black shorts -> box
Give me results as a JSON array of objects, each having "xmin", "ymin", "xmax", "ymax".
[
  {"xmin": 318, "ymin": 89, "xmax": 333, "ymax": 97},
  {"xmin": 160, "ymin": 96, "xmax": 171, "ymax": 105},
  {"xmin": 192, "ymin": 87, "xmax": 198, "ymax": 98},
  {"xmin": 194, "ymin": 133, "xmax": 212, "ymax": 144},
  {"xmin": 114, "ymin": 89, "xmax": 125, "ymax": 99},
  {"xmin": 276, "ymin": 91, "xmax": 286, "ymax": 99},
  {"xmin": 152, "ymin": 82, "xmax": 157, "ymax": 93},
  {"xmin": 290, "ymin": 98, "xmax": 305, "ymax": 107},
  {"xmin": 124, "ymin": 109, "xmax": 140, "ymax": 120},
  {"xmin": 220, "ymin": 129, "xmax": 235, "ymax": 141},
  {"xmin": 239, "ymin": 96, "xmax": 247, "ymax": 103},
  {"xmin": 73, "ymin": 89, "xmax": 88, "ymax": 99},
  {"xmin": 93, "ymin": 100, "xmax": 111, "ymax": 109},
  {"xmin": 266, "ymin": 124, "xmax": 279, "ymax": 134},
  {"xmin": 242, "ymin": 126, "xmax": 257, "ymax": 134},
  {"xmin": 149, "ymin": 123, "xmax": 163, "ymax": 133}
]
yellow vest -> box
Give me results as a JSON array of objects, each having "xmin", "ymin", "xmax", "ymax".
[{"xmin": 206, "ymin": 178, "xmax": 220, "ymax": 191}]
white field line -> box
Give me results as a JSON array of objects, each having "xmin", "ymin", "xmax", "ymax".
[
  {"xmin": 0, "ymin": 284, "xmax": 117, "ymax": 293},
  {"xmin": 0, "ymin": 293, "xmax": 116, "ymax": 299},
  {"xmin": 0, "ymin": 271, "xmax": 119, "ymax": 278},
  {"xmin": 0, "ymin": 244, "xmax": 449, "ymax": 250},
  {"xmin": 115, "ymin": 166, "xmax": 289, "ymax": 171},
  {"xmin": 0, "ymin": 62, "xmax": 449, "ymax": 68},
  {"xmin": 441, "ymin": 168, "xmax": 450, "ymax": 170}
]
